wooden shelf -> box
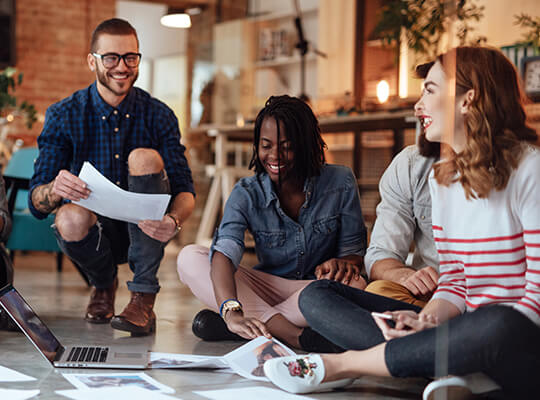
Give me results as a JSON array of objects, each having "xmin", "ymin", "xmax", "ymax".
[
  {"xmin": 248, "ymin": 8, "xmax": 317, "ymax": 23},
  {"xmin": 254, "ymin": 54, "xmax": 317, "ymax": 69}
]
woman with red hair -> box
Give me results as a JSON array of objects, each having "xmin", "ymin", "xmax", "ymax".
[{"xmin": 264, "ymin": 46, "xmax": 540, "ymax": 399}]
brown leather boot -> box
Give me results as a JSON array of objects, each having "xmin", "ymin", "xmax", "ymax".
[
  {"xmin": 85, "ymin": 278, "xmax": 118, "ymax": 324},
  {"xmin": 110, "ymin": 292, "xmax": 156, "ymax": 336}
]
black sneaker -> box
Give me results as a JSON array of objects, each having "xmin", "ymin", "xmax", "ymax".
[{"xmin": 192, "ymin": 309, "xmax": 244, "ymax": 341}]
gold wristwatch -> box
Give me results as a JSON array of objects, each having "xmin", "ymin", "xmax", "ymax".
[
  {"xmin": 166, "ymin": 213, "xmax": 182, "ymax": 235},
  {"xmin": 221, "ymin": 299, "xmax": 243, "ymax": 319}
]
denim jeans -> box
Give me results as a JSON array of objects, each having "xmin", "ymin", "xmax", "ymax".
[
  {"xmin": 386, "ymin": 305, "xmax": 540, "ymax": 398},
  {"xmin": 300, "ymin": 280, "xmax": 540, "ymax": 398},
  {"xmin": 299, "ymin": 279, "xmax": 421, "ymax": 350},
  {"xmin": 54, "ymin": 171, "xmax": 170, "ymax": 293}
]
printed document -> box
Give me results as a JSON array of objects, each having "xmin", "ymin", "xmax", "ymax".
[{"xmin": 75, "ymin": 162, "xmax": 171, "ymax": 224}]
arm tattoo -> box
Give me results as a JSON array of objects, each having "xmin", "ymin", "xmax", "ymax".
[{"xmin": 32, "ymin": 183, "xmax": 61, "ymax": 214}]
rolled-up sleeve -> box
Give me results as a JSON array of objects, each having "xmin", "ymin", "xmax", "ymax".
[
  {"xmin": 209, "ymin": 184, "xmax": 250, "ymax": 267},
  {"xmin": 336, "ymin": 169, "xmax": 367, "ymax": 258},
  {"xmin": 365, "ymin": 149, "xmax": 416, "ymax": 277}
]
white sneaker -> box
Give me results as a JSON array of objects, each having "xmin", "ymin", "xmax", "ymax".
[
  {"xmin": 423, "ymin": 373, "xmax": 501, "ymax": 400},
  {"xmin": 263, "ymin": 354, "xmax": 354, "ymax": 394}
]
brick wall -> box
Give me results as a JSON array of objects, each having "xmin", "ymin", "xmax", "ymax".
[{"xmin": 13, "ymin": 0, "xmax": 115, "ymax": 137}]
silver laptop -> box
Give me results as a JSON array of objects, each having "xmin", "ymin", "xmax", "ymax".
[{"xmin": 0, "ymin": 284, "xmax": 148, "ymax": 369}]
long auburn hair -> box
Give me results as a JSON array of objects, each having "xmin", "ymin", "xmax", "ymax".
[
  {"xmin": 417, "ymin": 46, "xmax": 537, "ymax": 199},
  {"xmin": 249, "ymin": 95, "xmax": 326, "ymax": 185}
]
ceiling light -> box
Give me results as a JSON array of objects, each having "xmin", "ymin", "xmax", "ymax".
[{"xmin": 161, "ymin": 8, "xmax": 192, "ymax": 29}]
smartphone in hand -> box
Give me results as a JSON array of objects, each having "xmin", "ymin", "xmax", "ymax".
[{"xmin": 372, "ymin": 312, "xmax": 396, "ymax": 328}]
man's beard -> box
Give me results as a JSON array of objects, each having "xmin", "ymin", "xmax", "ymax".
[{"xmin": 96, "ymin": 66, "xmax": 138, "ymax": 97}]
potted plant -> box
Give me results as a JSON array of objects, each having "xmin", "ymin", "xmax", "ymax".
[
  {"xmin": 372, "ymin": 0, "xmax": 486, "ymax": 62},
  {"xmin": 0, "ymin": 67, "xmax": 37, "ymax": 166},
  {"xmin": 0, "ymin": 67, "xmax": 37, "ymax": 130},
  {"xmin": 514, "ymin": 13, "xmax": 540, "ymax": 54}
]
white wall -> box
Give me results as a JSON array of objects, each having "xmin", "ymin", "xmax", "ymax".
[
  {"xmin": 116, "ymin": 0, "xmax": 188, "ymax": 134},
  {"xmin": 116, "ymin": 1, "xmax": 187, "ymax": 59},
  {"xmin": 476, "ymin": 0, "xmax": 539, "ymax": 47}
]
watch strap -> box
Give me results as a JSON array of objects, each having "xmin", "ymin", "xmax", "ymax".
[{"xmin": 166, "ymin": 213, "xmax": 182, "ymax": 234}]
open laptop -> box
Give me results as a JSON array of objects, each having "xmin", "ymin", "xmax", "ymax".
[{"xmin": 0, "ymin": 284, "xmax": 149, "ymax": 369}]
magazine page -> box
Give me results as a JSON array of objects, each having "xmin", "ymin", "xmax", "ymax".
[
  {"xmin": 149, "ymin": 352, "xmax": 229, "ymax": 369},
  {"xmin": 61, "ymin": 372, "xmax": 174, "ymax": 394},
  {"xmin": 223, "ymin": 337, "xmax": 296, "ymax": 381}
]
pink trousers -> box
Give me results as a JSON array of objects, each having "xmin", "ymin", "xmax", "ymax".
[{"xmin": 177, "ymin": 244, "xmax": 311, "ymax": 327}]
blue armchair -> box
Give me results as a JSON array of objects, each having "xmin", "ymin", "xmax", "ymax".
[{"xmin": 3, "ymin": 147, "xmax": 89, "ymax": 286}]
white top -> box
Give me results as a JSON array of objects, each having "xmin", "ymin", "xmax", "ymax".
[{"xmin": 430, "ymin": 145, "xmax": 540, "ymax": 326}]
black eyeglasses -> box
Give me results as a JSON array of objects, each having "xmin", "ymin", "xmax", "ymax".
[{"xmin": 92, "ymin": 52, "xmax": 142, "ymax": 68}]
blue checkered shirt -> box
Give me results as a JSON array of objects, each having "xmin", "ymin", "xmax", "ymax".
[{"xmin": 29, "ymin": 82, "xmax": 194, "ymax": 219}]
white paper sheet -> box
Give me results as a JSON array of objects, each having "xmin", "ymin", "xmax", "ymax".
[
  {"xmin": 0, "ymin": 389, "xmax": 40, "ymax": 400},
  {"xmin": 194, "ymin": 387, "xmax": 315, "ymax": 400},
  {"xmin": 74, "ymin": 162, "xmax": 171, "ymax": 224},
  {"xmin": 56, "ymin": 387, "xmax": 180, "ymax": 400},
  {"xmin": 149, "ymin": 352, "xmax": 229, "ymax": 369},
  {"xmin": 62, "ymin": 372, "xmax": 174, "ymax": 394},
  {"xmin": 0, "ymin": 365, "xmax": 36, "ymax": 382}
]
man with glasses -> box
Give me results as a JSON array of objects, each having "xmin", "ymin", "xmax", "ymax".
[{"xmin": 28, "ymin": 18, "xmax": 195, "ymax": 336}]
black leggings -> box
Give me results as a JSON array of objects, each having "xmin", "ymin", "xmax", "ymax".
[{"xmin": 300, "ymin": 280, "xmax": 540, "ymax": 398}]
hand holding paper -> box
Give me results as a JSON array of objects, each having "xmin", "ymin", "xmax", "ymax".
[
  {"xmin": 74, "ymin": 162, "xmax": 171, "ymax": 224},
  {"xmin": 52, "ymin": 169, "xmax": 91, "ymax": 202}
]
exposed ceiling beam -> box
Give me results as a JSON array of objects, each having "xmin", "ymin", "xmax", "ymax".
[{"xmin": 126, "ymin": 0, "xmax": 215, "ymax": 8}]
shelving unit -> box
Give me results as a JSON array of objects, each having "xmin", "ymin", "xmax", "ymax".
[{"xmin": 253, "ymin": 54, "xmax": 317, "ymax": 69}]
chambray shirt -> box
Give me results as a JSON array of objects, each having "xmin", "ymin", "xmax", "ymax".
[
  {"xmin": 210, "ymin": 164, "xmax": 367, "ymax": 279},
  {"xmin": 365, "ymin": 145, "xmax": 439, "ymax": 277},
  {"xmin": 29, "ymin": 82, "xmax": 194, "ymax": 219}
]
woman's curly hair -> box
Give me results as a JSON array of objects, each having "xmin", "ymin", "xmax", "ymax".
[
  {"xmin": 416, "ymin": 46, "xmax": 537, "ymax": 199},
  {"xmin": 249, "ymin": 95, "xmax": 327, "ymax": 185}
]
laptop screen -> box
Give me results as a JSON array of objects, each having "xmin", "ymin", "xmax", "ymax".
[{"xmin": 0, "ymin": 285, "xmax": 61, "ymax": 363}]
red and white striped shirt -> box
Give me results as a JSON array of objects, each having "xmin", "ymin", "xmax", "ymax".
[{"xmin": 430, "ymin": 145, "xmax": 540, "ymax": 326}]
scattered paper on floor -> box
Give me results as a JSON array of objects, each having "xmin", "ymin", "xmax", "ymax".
[
  {"xmin": 0, "ymin": 365, "xmax": 36, "ymax": 382},
  {"xmin": 0, "ymin": 388, "xmax": 39, "ymax": 400},
  {"xmin": 194, "ymin": 387, "xmax": 315, "ymax": 400},
  {"xmin": 62, "ymin": 372, "xmax": 174, "ymax": 394},
  {"xmin": 56, "ymin": 386, "xmax": 181, "ymax": 400},
  {"xmin": 150, "ymin": 337, "xmax": 296, "ymax": 382}
]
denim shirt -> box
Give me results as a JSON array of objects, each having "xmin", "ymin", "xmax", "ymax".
[
  {"xmin": 210, "ymin": 164, "xmax": 367, "ymax": 279},
  {"xmin": 365, "ymin": 145, "xmax": 439, "ymax": 277}
]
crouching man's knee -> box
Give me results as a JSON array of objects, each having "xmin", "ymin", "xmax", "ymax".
[
  {"xmin": 128, "ymin": 148, "xmax": 164, "ymax": 176},
  {"xmin": 55, "ymin": 203, "xmax": 97, "ymax": 241}
]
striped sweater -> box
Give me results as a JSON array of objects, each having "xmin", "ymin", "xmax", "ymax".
[{"xmin": 430, "ymin": 145, "xmax": 540, "ymax": 326}]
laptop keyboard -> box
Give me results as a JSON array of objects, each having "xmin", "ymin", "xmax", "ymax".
[{"xmin": 66, "ymin": 346, "xmax": 109, "ymax": 363}]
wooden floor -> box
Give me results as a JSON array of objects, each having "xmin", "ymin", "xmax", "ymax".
[{"xmin": 0, "ymin": 245, "xmax": 431, "ymax": 399}]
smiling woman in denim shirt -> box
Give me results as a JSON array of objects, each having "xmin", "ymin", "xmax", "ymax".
[{"xmin": 177, "ymin": 95, "xmax": 367, "ymax": 351}]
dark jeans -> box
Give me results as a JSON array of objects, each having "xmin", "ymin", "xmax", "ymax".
[
  {"xmin": 299, "ymin": 279, "xmax": 421, "ymax": 350},
  {"xmin": 300, "ymin": 280, "xmax": 540, "ymax": 398},
  {"xmin": 54, "ymin": 171, "xmax": 170, "ymax": 293},
  {"xmin": 387, "ymin": 305, "xmax": 540, "ymax": 398}
]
